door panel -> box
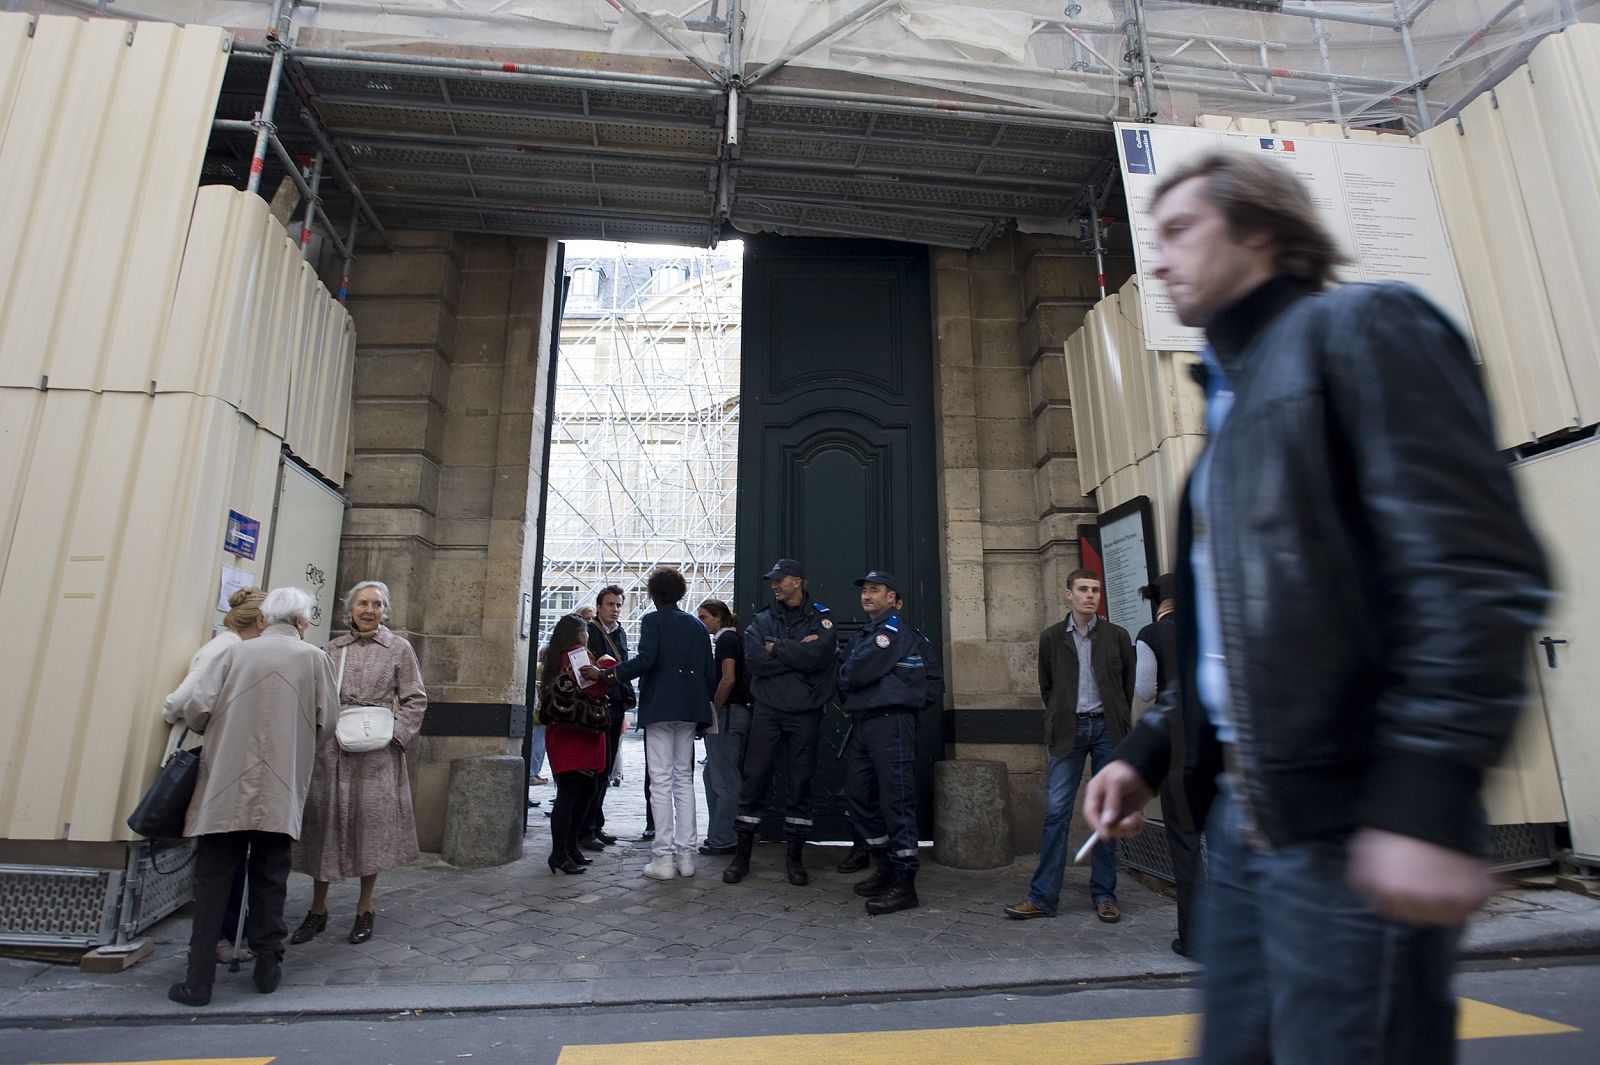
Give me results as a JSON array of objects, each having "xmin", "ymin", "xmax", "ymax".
[{"xmin": 737, "ymin": 237, "xmax": 942, "ymax": 841}]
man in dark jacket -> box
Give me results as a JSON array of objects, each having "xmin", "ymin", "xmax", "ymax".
[
  {"xmin": 580, "ymin": 585, "xmax": 633, "ymax": 850},
  {"xmin": 837, "ymin": 571, "xmax": 944, "ymax": 915},
  {"xmin": 723, "ymin": 558, "xmax": 838, "ymax": 887},
  {"xmin": 1086, "ymin": 151, "xmax": 1550, "ymax": 1064},
  {"xmin": 1004, "ymin": 569, "xmax": 1134, "ymax": 924}
]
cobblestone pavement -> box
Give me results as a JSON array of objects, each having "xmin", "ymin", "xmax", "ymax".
[{"xmin": 2, "ymin": 731, "xmax": 1596, "ymax": 1020}]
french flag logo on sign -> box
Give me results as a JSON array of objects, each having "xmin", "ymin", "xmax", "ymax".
[{"xmin": 1259, "ymin": 137, "xmax": 1296, "ymax": 153}]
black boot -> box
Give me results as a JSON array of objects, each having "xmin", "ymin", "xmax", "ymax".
[
  {"xmin": 836, "ymin": 843, "xmax": 871, "ymax": 874},
  {"xmin": 252, "ymin": 949, "xmax": 283, "ymax": 994},
  {"xmin": 785, "ymin": 838, "xmax": 809, "ymax": 886},
  {"xmin": 723, "ymin": 831, "xmax": 755, "ymax": 884},
  {"xmin": 853, "ymin": 854, "xmax": 894, "ymax": 897},
  {"xmin": 865, "ymin": 871, "xmax": 919, "ymax": 915}
]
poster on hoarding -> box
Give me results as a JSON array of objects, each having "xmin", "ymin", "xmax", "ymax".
[
  {"xmin": 1113, "ymin": 123, "xmax": 1470, "ymax": 351},
  {"xmin": 1096, "ymin": 496, "xmax": 1158, "ymax": 640}
]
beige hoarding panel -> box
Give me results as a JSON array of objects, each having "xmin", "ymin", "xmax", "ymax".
[
  {"xmin": 1523, "ymin": 28, "xmax": 1600, "ymax": 426},
  {"xmin": 1514, "ymin": 438, "xmax": 1600, "ymax": 854},
  {"xmin": 0, "ymin": 14, "xmax": 29, "ymax": 130},
  {"xmin": 1063, "ymin": 331, "xmax": 1100, "ymax": 494},
  {"xmin": 0, "ymin": 391, "xmax": 280, "ymax": 842},
  {"xmin": 0, "ymin": 15, "xmax": 229, "ymax": 393},
  {"xmin": 264, "ymin": 459, "xmax": 348, "ymax": 647}
]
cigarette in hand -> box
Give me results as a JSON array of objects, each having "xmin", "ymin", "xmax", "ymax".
[{"xmin": 1074, "ymin": 831, "xmax": 1100, "ymax": 865}]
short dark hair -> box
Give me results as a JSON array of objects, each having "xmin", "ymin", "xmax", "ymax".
[
  {"xmin": 1152, "ymin": 151, "xmax": 1348, "ymax": 288},
  {"xmin": 645, "ymin": 567, "xmax": 686, "ymax": 607},
  {"xmin": 596, "ymin": 584, "xmax": 624, "ymax": 606},
  {"xmin": 1066, "ymin": 568, "xmax": 1101, "ymax": 591}
]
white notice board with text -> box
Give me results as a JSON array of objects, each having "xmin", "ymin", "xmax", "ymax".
[{"xmin": 1113, "ymin": 123, "xmax": 1470, "ymax": 351}]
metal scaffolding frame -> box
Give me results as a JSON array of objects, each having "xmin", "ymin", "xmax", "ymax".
[
  {"xmin": 35, "ymin": 0, "xmax": 1584, "ymax": 251},
  {"xmin": 536, "ymin": 244, "xmax": 743, "ymax": 649}
]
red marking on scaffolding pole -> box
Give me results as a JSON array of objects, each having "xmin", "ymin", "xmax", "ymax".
[
  {"xmin": 250, "ymin": 157, "xmax": 265, "ymax": 174},
  {"xmin": 1271, "ymin": 68, "xmax": 1292, "ymax": 78},
  {"xmin": 1097, "ymin": 273, "xmax": 1106, "ymax": 290},
  {"xmin": 502, "ymin": 62, "xmax": 518, "ymax": 72},
  {"xmin": 300, "ymin": 227, "xmax": 312, "ymax": 245}
]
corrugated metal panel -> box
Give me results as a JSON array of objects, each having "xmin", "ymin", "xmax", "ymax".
[
  {"xmin": 0, "ymin": 391, "xmax": 281, "ymax": 842},
  {"xmin": 164, "ymin": 186, "xmax": 354, "ymax": 482},
  {"xmin": 0, "ymin": 15, "xmax": 229, "ymax": 393}
]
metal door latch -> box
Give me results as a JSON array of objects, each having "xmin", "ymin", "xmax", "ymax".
[{"xmin": 1539, "ymin": 636, "xmax": 1568, "ymax": 668}]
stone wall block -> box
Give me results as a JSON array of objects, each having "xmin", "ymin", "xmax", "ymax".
[
  {"xmin": 1027, "ymin": 352, "xmax": 1071, "ymax": 412},
  {"xmin": 970, "ymin": 269, "xmax": 1024, "ymax": 321},
  {"xmin": 1036, "ymin": 457, "xmax": 1094, "ymax": 514},
  {"xmin": 940, "ymin": 414, "xmax": 979, "ymax": 469},
  {"xmin": 973, "ymin": 317, "xmax": 1023, "ymax": 367},
  {"xmin": 1021, "ymin": 251, "xmax": 1100, "ymax": 308},
  {"xmin": 932, "ymin": 266, "xmax": 973, "ymax": 320},
  {"xmin": 354, "ymin": 350, "xmax": 450, "ymax": 405},
  {"xmin": 356, "ymin": 228, "xmax": 450, "ymax": 252},
  {"xmin": 458, "ymin": 269, "xmax": 512, "ymax": 319},
  {"xmin": 408, "ymin": 736, "xmax": 509, "ymax": 853},
  {"xmin": 442, "ymin": 414, "xmax": 500, "ymax": 468},
  {"xmin": 344, "ymin": 454, "xmax": 441, "ymax": 513},
  {"xmin": 450, "ymin": 315, "xmax": 509, "ymax": 366},
  {"xmin": 978, "ymin": 469, "xmax": 1036, "ymax": 524},
  {"xmin": 1019, "ymin": 301, "xmax": 1091, "ymax": 361},
  {"xmin": 346, "ymin": 250, "xmax": 454, "ymax": 300},
  {"xmin": 974, "ymin": 366, "xmax": 1029, "ymax": 420},
  {"xmin": 975, "ymin": 416, "xmax": 1032, "ymax": 469},
  {"xmin": 452, "ymin": 232, "xmax": 515, "ymax": 271},
  {"xmin": 1033, "ymin": 405, "xmax": 1077, "ymax": 461},
  {"xmin": 347, "ymin": 299, "xmax": 452, "ymax": 349},
  {"xmin": 938, "ymin": 363, "xmax": 976, "ymax": 418},
  {"xmin": 352, "ymin": 399, "xmax": 443, "ymax": 459},
  {"xmin": 935, "ymin": 319, "xmax": 974, "ymax": 367},
  {"xmin": 437, "ymin": 465, "xmax": 495, "ymax": 520}
]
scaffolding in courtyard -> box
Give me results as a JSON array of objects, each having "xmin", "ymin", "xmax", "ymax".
[{"xmin": 536, "ymin": 243, "xmax": 744, "ymax": 648}]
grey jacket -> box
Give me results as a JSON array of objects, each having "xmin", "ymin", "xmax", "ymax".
[{"xmin": 180, "ymin": 624, "xmax": 338, "ymax": 838}]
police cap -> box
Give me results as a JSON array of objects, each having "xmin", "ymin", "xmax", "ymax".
[
  {"xmin": 853, "ymin": 570, "xmax": 901, "ymax": 595},
  {"xmin": 763, "ymin": 558, "xmax": 806, "ymax": 580}
]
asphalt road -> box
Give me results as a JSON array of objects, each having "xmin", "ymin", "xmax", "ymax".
[{"xmin": 1, "ymin": 958, "xmax": 1594, "ymax": 1064}]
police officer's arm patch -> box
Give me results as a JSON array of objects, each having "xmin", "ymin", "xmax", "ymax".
[
  {"xmin": 821, "ymin": 618, "xmax": 833, "ymax": 628},
  {"xmin": 875, "ymin": 633, "xmax": 891, "ymax": 648}
]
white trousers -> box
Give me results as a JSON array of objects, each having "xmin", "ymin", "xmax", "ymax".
[{"xmin": 644, "ymin": 721, "xmax": 699, "ymax": 858}]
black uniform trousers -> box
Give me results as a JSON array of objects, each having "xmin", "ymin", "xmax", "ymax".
[
  {"xmin": 735, "ymin": 704, "xmax": 821, "ymax": 839},
  {"xmin": 183, "ymin": 831, "xmax": 292, "ymax": 992},
  {"xmin": 844, "ymin": 710, "xmax": 920, "ymax": 873},
  {"xmin": 1160, "ymin": 779, "xmax": 1203, "ymax": 951}
]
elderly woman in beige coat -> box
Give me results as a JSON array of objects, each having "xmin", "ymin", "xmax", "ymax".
[
  {"xmin": 290, "ymin": 580, "xmax": 427, "ymax": 946},
  {"xmin": 168, "ymin": 587, "xmax": 338, "ymax": 1008}
]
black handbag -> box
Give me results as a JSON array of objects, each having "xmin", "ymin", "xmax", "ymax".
[
  {"xmin": 127, "ymin": 730, "xmax": 200, "ymax": 839},
  {"xmin": 539, "ymin": 674, "xmax": 612, "ymax": 733}
]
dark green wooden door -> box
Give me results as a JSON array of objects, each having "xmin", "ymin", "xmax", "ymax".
[{"xmin": 735, "ymin": 236, "xmax": 943, "ymax": 842}]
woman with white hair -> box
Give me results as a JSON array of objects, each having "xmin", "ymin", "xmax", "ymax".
[
  {"xmin": 289, "ymin": 580, "xmax": 427, "ymax": 946},
  {"xmin": 168, "ymin": 586, "xmax": 338, "ymax": 1006}
]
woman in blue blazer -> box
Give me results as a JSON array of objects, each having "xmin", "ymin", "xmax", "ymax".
[{"xmin": 588, "ymin": 567, "xmax": 716, "ymax": 880}]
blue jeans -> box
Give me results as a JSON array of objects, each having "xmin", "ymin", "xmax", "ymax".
[
  {"xmin": 702, "ymin": 703, "xmax": 750, "ymax": 848},
  {"xmin": 1028, "ymin": 715, "xmax": 1117, "ymax": 912},
  {"xmin": 527, "ymin": 724, "xmax": 547, "ymax": 780},
  {"xmin": 1199, "ymin": 786, "xmax": 1462, "ymax": 1065}
]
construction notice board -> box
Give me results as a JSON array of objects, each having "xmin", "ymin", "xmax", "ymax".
[{"xmin": 1113, "ymin": 123, "xmax": 1470, "ymax": 351}]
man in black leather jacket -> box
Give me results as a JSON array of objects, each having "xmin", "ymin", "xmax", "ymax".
[{"xmin": 1086, "ymin": 151, "xmax": 1550, "ymax": 1065}]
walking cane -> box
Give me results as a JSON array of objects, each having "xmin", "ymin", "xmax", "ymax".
[{"xmin": 227, "ymin": 844, "xmax": 250, "ymax": 974}]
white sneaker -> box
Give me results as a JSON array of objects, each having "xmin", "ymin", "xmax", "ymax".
[
  {"xmin": 642, "ymin": 856, "xmax": 677, "ymax": 880},
  {"xmin": 675, "ymin": 855, "xmax": 696, "ymax": 878}
]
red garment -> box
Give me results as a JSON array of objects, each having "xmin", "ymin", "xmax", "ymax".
[{"xmin": 544, "ymin": 653, "xmax": 607, "ymax": 774}]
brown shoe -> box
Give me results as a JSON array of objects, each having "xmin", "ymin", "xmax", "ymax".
[
  {"xmin": 1096, "ymin": 899, "xmax": 1121, "ymax": 923},
  {"xmin": 1003, "ymin": 899, "xmax": 1051, "ymax": 920}
]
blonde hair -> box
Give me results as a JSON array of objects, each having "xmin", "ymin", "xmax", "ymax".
[{"xmin": 222, "ymin": 586, "xmax": 267, "ymax": 634}]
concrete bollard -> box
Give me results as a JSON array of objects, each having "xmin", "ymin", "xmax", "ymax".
[
  {"xmin": 931, "ymin": 759, "xmax": 1013, "ymax": 869},
  {"xmin": 441, "ymin": 754, "xmax": 525, "ymax": 868}
]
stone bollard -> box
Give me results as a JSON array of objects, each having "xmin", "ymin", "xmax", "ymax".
[
  {"xmin": 931, "ymin": 759, "xmax": 1013, "ymax": 869},
  {"xmin": 441, "ymin": 754, "xmax": 525, "ymax": 868}
]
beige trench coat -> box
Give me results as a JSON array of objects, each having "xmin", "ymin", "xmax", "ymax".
[
  {"xmin": 180, "ymin": 624, "xmax": 339, "ymax": 838},
  {"xmin": 292, "ymin": 627, "xmax": 428, "ymax": 880}
]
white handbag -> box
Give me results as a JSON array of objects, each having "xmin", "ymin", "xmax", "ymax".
[{"xmin": 334, "ymin": 646, "xmax": 396, "ymax": 754}]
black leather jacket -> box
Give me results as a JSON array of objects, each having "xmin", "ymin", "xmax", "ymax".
[
  {"xmin": 744, "ymin": 595, "xmax": 839, "ymax": 711},
  {"xmin": 1115, "ymin": 278, "xmax": 1550, "ymax": 855}
]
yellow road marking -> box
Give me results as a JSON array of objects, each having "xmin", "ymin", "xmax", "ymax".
[{"xmin": 556, "ymin": 998, "xmax": 1576, "ymax": 1065}]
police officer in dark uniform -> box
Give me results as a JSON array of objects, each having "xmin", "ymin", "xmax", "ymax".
[
  {"xmin": 838, "ymin": 570, "xmax": 943, "ymax": 915},
  {"xmin": 724, "ymin": 559, "xmax": 838, "ymax": 887}
]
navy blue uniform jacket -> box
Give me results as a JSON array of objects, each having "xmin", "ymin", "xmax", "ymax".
[
  {"xmin": 744, "ymin": 595, "xmax": 838, "ymax": 711},
  {"xmin": 838, "ymin": 612, "xmax": 944, "ymax": 714}
]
